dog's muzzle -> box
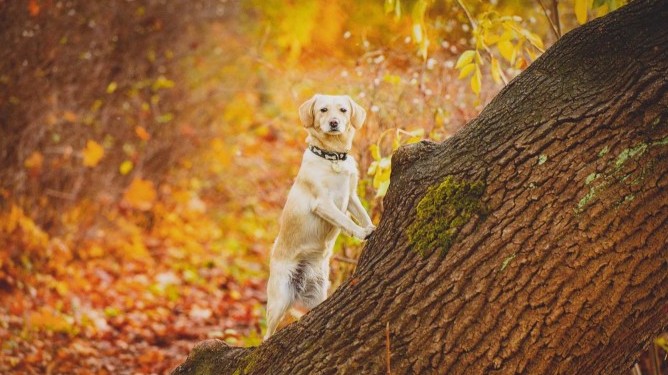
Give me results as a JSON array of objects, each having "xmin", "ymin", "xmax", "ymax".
[{"xmin": 329, "ymin": 119, "xmax": 339, "ymax": 131}]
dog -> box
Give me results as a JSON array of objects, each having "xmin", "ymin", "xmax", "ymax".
[{"xmin": 264, "ymin": 94, "xmax": 375, "ymax": 339}]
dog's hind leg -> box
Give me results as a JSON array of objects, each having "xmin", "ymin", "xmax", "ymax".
[
  {"xmin": 264, "ymin": 261, "xmax": 295, "ymax": 340},
  {"xmin": 297, "ymin": 260, "xmax": 329, "ymax": 310}
]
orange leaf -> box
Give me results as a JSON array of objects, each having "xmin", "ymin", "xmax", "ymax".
[
  {"xmin": 123, "ymin": 178, "xmax": 157, "ymax": 210},
  {"xmin": 82, "ymin": 140, "xmax": 104, "ymax": 167},
  {"xmin": 135, "ymin": 126, "xmax": 151, "ymax": 141},
  {"xmin": 63, "ymin": 110, "xmax": 78, "ymax": 123},
  {"xmin": 28, "ymin": 0, "xmax": 40, "ymax": 16},
  {"xmin": 24, "ymin": 151, "xmax": 44, "ymax": 171},
  {"xmin": 29, "ymin": 309, "xmax": 72, "ymax": 333}
]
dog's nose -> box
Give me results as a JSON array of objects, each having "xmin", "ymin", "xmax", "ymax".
[{"xmin": 329, "ymin": 120, "xmax": 339, "ymax": 129}]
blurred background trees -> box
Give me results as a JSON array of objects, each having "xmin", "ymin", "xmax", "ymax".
[{"xmin": 3, "ymin": 0, "xmax": 663, "ymax": 374}]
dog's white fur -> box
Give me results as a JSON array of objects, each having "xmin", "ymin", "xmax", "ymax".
[{"xmin": 264, "ymin": 94, "xmax": 375, "ymax": 339}]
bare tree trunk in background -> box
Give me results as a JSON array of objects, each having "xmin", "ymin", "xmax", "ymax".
[{"xmin": 174, "ymin": 0, "xmax": 668, "ymax": 373}]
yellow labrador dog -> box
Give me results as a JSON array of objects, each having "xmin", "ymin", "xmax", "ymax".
[{"xmin": 264, "ymin": 94, "xmax": 375, "ymax": 339}]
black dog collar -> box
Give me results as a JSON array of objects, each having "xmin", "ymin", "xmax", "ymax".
[{"xmin": 308, "ymin": 145, "xmax": 347, "ymax": 161}]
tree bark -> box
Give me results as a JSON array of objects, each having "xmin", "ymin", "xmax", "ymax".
[{"xmin": 173, "ymin": 0, "xmax": 668, "ymax": 374}]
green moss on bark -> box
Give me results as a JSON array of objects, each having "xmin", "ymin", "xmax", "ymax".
[
  {"xmin": 407, "ymin": 176, "xmax": 486, "ymax": 257},
  {"xmin": 232, "ymin": 352, "xmax": 259, "ymax": 375},
  {"xmin": 576, "ymin": 137, "xmax": 667, "ymax": 214}
]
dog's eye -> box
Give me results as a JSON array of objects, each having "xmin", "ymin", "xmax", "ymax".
[
  {"xmin": 320, "ymin": 108, "xmax": 328, "ymax": 113},
  {"xmin": 340, "ymin": 108, "xmax": 347, "ymax": 113}
]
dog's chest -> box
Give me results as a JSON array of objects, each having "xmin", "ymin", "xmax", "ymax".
[{"xmin": 322, "ymin": 162, "xmax": 354, "ymax": 207}]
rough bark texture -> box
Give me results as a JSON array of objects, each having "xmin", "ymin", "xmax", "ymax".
[{"xmin": 173, "ymin": 1, "xmax": 668, "ymax": 374}]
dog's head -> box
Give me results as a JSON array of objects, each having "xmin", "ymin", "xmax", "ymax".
[{"xmin": 299, "ymin": 94, "xmax": 366, "ymax": 135}]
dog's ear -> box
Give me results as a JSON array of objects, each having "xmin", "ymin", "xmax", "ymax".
[
  {"xmin": 347, "ymin": 96, "xmax": 367, "ymax": 129},
  {"xmin": 299, "ymin": 95, "xmax": 319, "ymax": 128}
]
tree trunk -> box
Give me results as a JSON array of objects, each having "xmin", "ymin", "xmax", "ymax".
[{"xmin": 173, "ymin": 0, "xmax": 668, "ymax": 374}]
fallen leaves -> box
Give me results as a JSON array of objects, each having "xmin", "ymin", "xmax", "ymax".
[
  {"xmin": 28, "ymin": 308, "xmax": 74, "ymax": 333},
  {"xmin": 0, "ymin": 241, "xmax": 266, "ymax": 374}
]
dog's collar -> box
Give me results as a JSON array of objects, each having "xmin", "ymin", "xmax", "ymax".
[{"xmin": 308, "ymin": 145, "xmax": 347, "ymax": 161}]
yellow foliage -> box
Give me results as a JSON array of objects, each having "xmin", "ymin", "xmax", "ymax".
[
  {"xmin": 575, "ymin": 0, "xmax": 590, "ymax": 24},
  {"xmin": 368, "ymin": 129, "xmax": 425, "ymax": 198},
  {"xmin": 1, "ymin": 204, "xmax": 50, "ymax": 250},
  {"xmin": 313, "ymin": 1, "xmax": 345, "ymax": 50},
  {"xmin": 458, "ymin": 63, "xmax": 475, "ymax": 79},
  {"xmin": 119, "ymin": 160, "xmax": 134, "ymax": 175},
  {"xmin": 455, "ymin": 50, "xmax": 476, "ymax": 69},
  {"xmin": 152, "ymin": 76, "xmax": 175, "ymax": 91},
  {"xmin": 106, "ymin": 81, "xmax": 118, "ymax": 94},
  {"xmin": 82, "ymin": 140, "xmax": 104, "ymax": 167},
  {"xmin": 87, "ymin": 245, "xmax": 105, "ymax": 258},
  {"xmin": 383, "ymin": 74, "xmax": 402, "ymax": 85},
  {"xmin": 471, "ymin": 65, "xmax": 482, "ymax": 95},
  {"xmin": 497, "ymin": 40, "xmax": 515, "ymax": 63},
  {"xmin": 491, "ymin": 57, "xmax": 502, "ymax": 84},
  {"xmin": 271, "ymin": 1, "xmax": 319, "ymax": 62},
  {"xmin": 656, "ymin": 336, "xmax": 668, "ymax": 353},
  {"xmin": 106, "ymin": 214, "xmax": 153, "ymax": 261},
  {"xmin": 411, "ymin": 0, "xmax": 430, "ymax": 59},
  {"xmin": 208, "ymin": 138, "xmax": 232, "ymax": 174},
  {"xmin": 223, "ymin": 94, "xmax": 257, "ymax": 128}
]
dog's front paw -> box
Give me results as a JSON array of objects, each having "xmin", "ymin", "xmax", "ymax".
[
  {"xmin": 352, "ymin": 225, "xmax": 375, "ymax": 240},
  {"xmin": 362, "ymin": 225, "xmax": 376, "ymax": 240}
]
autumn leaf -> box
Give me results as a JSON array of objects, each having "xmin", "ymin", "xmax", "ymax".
[
  {"xmin": 491, "ymin": 57, "xmax": 502, "ymax": 84},
  {"xmin": 471, "ymin": 65, "xmax": 482, "ymax": 95},
  {"xmin": 28, "ymin": 0, "xmax": 40, "ymax": 16},
  {"xmin": 82, "ymin": 140, "xmax": 104, "ymax": 167},
  {"xmin": 135, "ymin": 126, "xmax": 151, "ymax": 141},
  {"xmin": 455, "ymin": 50, "xmax": 476, "ymax": 69},
  {"xmin": 152, "ymin": 76, "xmax": 175, "ymax": 91},
  {"xmin": 29, "ymin": 308, "xmax": 73, "ymax": 333},
  {"xmin": 123, "ymin": 178, "xmax": 157, "ymax": 210},
  {"xmin": 524, "ymin": 31, "xmax": 544, "ymax": 51},
  {"xmin": 458, "ymin": 63, "xmax": 475, "ymax": 79},
  {"xmin": 119, "ymin": 160, "xmax": 134, "ymax": 175},
  {"xmin": 575, "ymin": 0, "xmax": 590, "ymax": 25},
  {"xmin": 498, "ymin": 40, "xmax": 515, "ymax": 63},
  {"xmin": 106, "ymin": 82, "xmax": 118, "ymax": 94},
  {"xmin": 370, "ymin": 144, "xmax": 381, "ymax": 160},
  {"xmin": 24, "ymin": 151, "xmax": 44, "ymax": 171},
  {"xmin": 63, "ymin": 110, "xmax": 78, "ymax": 123}
]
